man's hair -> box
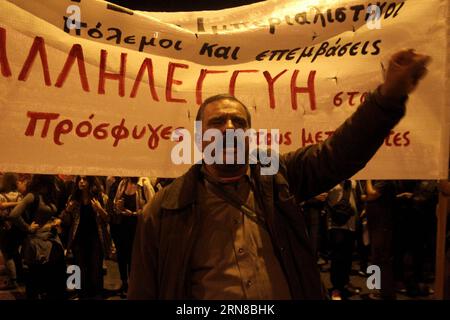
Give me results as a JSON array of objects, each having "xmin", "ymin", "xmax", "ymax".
[
  {"xmin": 0, "ymin": 173, "xmax": 17, "ymax": 193},
  {"xmin": 195, "ymin": 94, "xmax": 251, "ymax": 127}
]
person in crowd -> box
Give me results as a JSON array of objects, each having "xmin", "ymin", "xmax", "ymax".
[
  {"xmin": 355, "ymin": 180, "xmax": 370, "ymax": 278},
  {"xmin": 403, "ymin": 180, "xmax": 438, "ymax": 296},
  {"xmin": 55, "ymin": 175, "xmax": 76, "ymax": 215},
  {"xmin": 302, "ymin": 192, "xmax": 328, "ymax": 265},
  {"xmin": 106, "ymin": 176, "xmax": 122, "ymax": 262},
  {"xmin": 113, "ymin": 177, "xmax": 153, "ymax": 297},
  {"xmin": 60, "ymin": 176, "xmax": 111, "ymax": 299},
  {"xmin": 54, "ymin": 175, "xmax": 75, "ymax": 249},
  {"xmin": 363, "ymin": 179, "xmax": 397, "ymax": 300},
  {"xmin": 438, "ymin": 170, "xmax": 450, "ymax": 298},
  {"xmin": 97, "ymin": 176, "xmax": 108, "ymax": 194},
  {"xmin": 326, "ymin": 180, "xmax": 361, "ymax": 300},
  {"xmin": 8, "ymin": 174, "xmax": 33, "ymax": 286},
  {"xmin": 96, "ymin": 176, "xmax": 110, "ymax": 276},
  {"xmin": 128, "ymin": 50, "xmax": 431, "ymax": 300},
  {"xmin": 106, "ymin": 177, "xmax": 122, "ymax": 208},
  {"xmin": 0, "ymin": 173, "xmax": 23, "ymax": 290},
  {"xmin": 16, "ymin": 174, "xmax": 32, "ymax": 196},
  {"xmin": 390, "ymin": 180, "xmax": 415, "ymax": 294},
  {"xmin": 9, "ymin": 175, "xmax": 66, "ymax": 299}
]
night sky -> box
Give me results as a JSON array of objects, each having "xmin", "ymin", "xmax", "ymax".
[{"xmin": 108, "ymin": 0, "xmax": 265, "ymax": 12}]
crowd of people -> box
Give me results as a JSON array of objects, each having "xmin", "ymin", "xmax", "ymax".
[
  {"xmin": 302, "ymin": 179, "xmax": 441, "ymax": 300},
  {"xmin": 0, "ymin": 172, "xmax": 446, "ymax": 300},
  {"xmin": 0, "ymin": 173, "xmax": 176, "ymax": 299}
]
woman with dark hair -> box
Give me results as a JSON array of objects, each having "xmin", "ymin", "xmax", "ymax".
[
  {"xmin": 9, "ymin": 174, "xmax": 66, "ymax": 299},
  {"xmin": 60, "ymin": 176, "xmax": 111, "ymax": 299}
]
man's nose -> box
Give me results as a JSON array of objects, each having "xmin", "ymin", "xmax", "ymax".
[{"xmin": 224, "ymin": 119, "xmax": 235, "ymax": 130}]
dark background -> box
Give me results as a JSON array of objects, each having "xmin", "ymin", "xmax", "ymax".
[{"xmin": 109, "ymin": 0, "xmax": 265, "ymax": 11}]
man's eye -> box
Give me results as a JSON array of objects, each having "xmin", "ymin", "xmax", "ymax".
[
  {"xmin": 210, "ymin": 119, "xmax": 224, "ymax": 125},
  {"xmin": 233, "ymin": 119, "xmax": 247, "ymax": 127}
]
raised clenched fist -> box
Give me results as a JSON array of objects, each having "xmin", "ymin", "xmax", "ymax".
[{"xmin": 381, "ymin": 49, "xmax": 431, "ymax": 100}]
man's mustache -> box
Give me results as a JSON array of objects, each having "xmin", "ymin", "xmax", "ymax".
[{"xmin": 221, "ymin": 134, "xmax": 246, "ymax": 151}]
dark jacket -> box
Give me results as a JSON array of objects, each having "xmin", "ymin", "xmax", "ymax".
[
  {"xmin": 9, "ymin": 193, "xmax": 62, "ymax": 265},
  {"xmin": 60, "ymin": 193, "xmax": 112, "ymax": 258},
  {"xmin": 128, "ymin": 88, "xmax": 406, "ymax": 300}
]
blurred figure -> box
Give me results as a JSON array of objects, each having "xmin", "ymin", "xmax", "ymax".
[
  {"xmin": 390, "ymin": 180, "xmax": 415, "ymax": 294},
  {"xmin": 60, "ymin": 176, "xmax": 110, "ymax": 299},
  {"xmin": 113, "ymin": 177, "xmax": 153, "ymax": 297},
  {"xmin": 16, "ymin": 174, "xmax": 32, "ymax": 196},
  {"xmin": 106, "ymin": 176, "xmax": 122, "ymax": 262},
  {"xmin": 0, "ymin": 173, "xmax": 23, "ymax": 290},
  {"xmin": 106, "ymin": 177, "xmax": 122, "ymax": 210},
  {"xmin": 406, "ymin": 180, "xmax": 438, "ymax": 296},
  {"xmin": 9, "ymin": 175, "xmax": 66, "ymax": 299},
  {"xmin": 55, "ymin": 175, "xmax": 75, "ymax": 249},
  {"xmin": 438, "ymin": 175, "xmax": 450, "ymax": 298},
  {"xmin": 363, "ymin": 180, "xmax": 396, "ymax": 300},
  {"xmin": 96, "ymin": 176, "xmax": 108, "ymax": 194},
  {"xmin": 355, "ymin": 180, "xmax": 370, "ymax": 277},
  {"xmin": 302, "ymin": 192, "xmax": 328, "ymax": 264},
  {"xmin": 326, "ymin": 180, "xmax": 361, "ymax": 300}
]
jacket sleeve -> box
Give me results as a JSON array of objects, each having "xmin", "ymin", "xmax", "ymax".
[
  {"xmin": 9, "ymin": 193, "xmax": 34, "ymax": 232},
  {"xmin": 282, "ymin": 87, "xmax": 406, "ymax": 202},
  {"xmin": 128, "ymin": 191, "xmax": 163, "ymax": 299}
]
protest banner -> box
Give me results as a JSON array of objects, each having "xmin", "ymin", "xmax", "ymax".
[{"xmin": 0, "ymin": 0, "xmax": 448, "ymax": 178}]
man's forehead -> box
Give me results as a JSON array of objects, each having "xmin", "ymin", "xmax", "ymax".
[{"xmin": 203, "ymin": 98, "xmax": 247, "ymax": 117}]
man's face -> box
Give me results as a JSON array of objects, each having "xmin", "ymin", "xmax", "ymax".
[
  {"xmin": 202, "ymin": 99, "xmax": 249, "ymax": 133},
  {"xmin": 201, "ymin": 99, "xmax": 250, "ymax": 166},
  {"xmin": 16, "ymin": 178, "xmax": 29, "ymax": 195}
]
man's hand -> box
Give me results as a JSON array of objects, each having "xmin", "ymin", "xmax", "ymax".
[
  {"xmin": 314, "ymin": 193, "xmax": 328, "ymax": 202},
  {"xmin": 381, "ymin": 49, "xmax": 431, "ymax": 100}
]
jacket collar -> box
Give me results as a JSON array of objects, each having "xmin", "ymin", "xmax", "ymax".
[
  {"xmin": 160, "ymin": 163, "xmax": 276, "ymax": 211},
  {"xmin": 160, "ymin": 164, "xmax": 202, "ymax": 210}
]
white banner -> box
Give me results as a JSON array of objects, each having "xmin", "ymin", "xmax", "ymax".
[{"xmin": 0, "ymin": 0, "xmax": 448, "ymax": 178}]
